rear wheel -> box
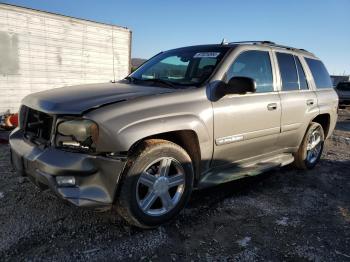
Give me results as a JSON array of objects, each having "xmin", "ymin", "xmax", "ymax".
[
  {"xmin": 294, "ymin": 122, "xmax": 324, "ymax": 169},
  {"xmin": 116, "ymin": 139, "xmax": 194, "ymax": 228}
]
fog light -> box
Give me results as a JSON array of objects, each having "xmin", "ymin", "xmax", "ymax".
[{"xmin": 56, "ymin": 176, "xmax": 76, "ymax": 187}]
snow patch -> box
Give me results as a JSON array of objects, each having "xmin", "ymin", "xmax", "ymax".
[
  {"xmin": 276, "ymin": 217, "xmax": 289, "ymax": 226},
  {"xmin": 237, "ymin": 236, "xmax": 251, "ymax": 247}
]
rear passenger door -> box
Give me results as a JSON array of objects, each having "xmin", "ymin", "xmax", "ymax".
[{"xmin": 274, "ymin": 52, "xmax": 319, "ymax": 150}]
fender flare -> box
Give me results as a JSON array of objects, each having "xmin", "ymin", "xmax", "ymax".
[{"xmin": 115, "ymin": 114, "xmax": 212, "ymax": 160}]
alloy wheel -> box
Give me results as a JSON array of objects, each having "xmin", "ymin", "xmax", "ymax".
[
  {"xmin": 136, "ymin": 157, "xmax": 186, "ymax": 216},
  {"xmin": 306, "ymin": 128, "xmax": 322, "ymax": 164}
]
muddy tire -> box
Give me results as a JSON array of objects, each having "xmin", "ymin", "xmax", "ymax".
[
  {"xmin": 116, "ymin": 139, "xmax": 194, "ymax": 228},
  {"xmin": 294, "ymin": 122, "xmax": 325, "ymax": 170}
]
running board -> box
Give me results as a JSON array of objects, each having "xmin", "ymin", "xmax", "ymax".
[{"xmin": 198, "ymin": 153, "xmax": 294, "ymax": 189}]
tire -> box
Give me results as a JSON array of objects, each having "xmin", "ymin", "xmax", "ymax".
[
  {"xmin": 116, "ymin": 139, "xmax": 194, "ymax": 228},
  {"xmin": 293, "ymin": 122, "xmax": 325, "ymax": 170}
]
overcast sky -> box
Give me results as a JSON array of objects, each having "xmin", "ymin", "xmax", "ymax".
[{"xmin": 2, "ymin": 0, "xmax": 350, "ymax": 75}]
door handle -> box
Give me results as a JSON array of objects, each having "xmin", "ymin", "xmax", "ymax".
[
  {"xmin": 306, "ymin": 99, "xmax": 314, "ymax": 106},
  {"xmin": 267, "ymin": 103, "xmax": 277, "ymax": 111}
]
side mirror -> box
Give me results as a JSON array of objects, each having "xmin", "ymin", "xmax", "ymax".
[{"xmin": 225, "ymin": 76, "xmax": 256, "ymax": 95}]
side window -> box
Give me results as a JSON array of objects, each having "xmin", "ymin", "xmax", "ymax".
[
  {"xmin": 276, "ymin": 53, "xmax": 299, "ymax": 91},
  {"xmin": 305, "ymin": 58, "xmax": 332, "ymax": 89},
  {"xmin": 295, "ymin": 56, "xmax": 308, "ymax": 90},
  {"xmin": 227, "ymin": 50, "xmax": 274, "ymax": 93}
]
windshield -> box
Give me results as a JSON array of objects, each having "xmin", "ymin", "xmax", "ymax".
[
  {"xmin": 337, "ymin": 82, "xmax": 350, "ymax": 91},
  {"xmin": 129, "ymin": 46, "xmax": 230, "ymax": 88}
]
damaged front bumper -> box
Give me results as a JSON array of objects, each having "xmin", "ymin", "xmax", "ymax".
[{"xmin": 9, "ymin": 128, "xmax": 127, "ymax": 210}]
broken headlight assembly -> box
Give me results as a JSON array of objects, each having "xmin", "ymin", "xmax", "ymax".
[{"xmin": 55, "ymin": 119, "xmax": 99, "ymax": 152}]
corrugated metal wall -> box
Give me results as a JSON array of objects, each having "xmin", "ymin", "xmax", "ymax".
[{"xmin": 0, "ymin": 4, "xmax": 131, "ymax": 114}]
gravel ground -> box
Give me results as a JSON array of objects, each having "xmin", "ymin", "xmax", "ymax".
[{"xmin": 0, "ymin": 110, "xmax": 349, "ymax": 261}]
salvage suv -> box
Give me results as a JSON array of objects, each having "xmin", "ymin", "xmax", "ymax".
[{"xmin": 10, "ymin": 41, "xmax": 338, "ymax": 228}]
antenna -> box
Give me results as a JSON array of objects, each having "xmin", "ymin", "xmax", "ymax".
[{"xmin": 221, "ymin": 38, "xmax": 229, "ymax": 45}]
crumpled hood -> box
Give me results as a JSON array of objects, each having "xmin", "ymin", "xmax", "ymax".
[{"xmin": 22, "ymin": 82, "xmax": 175, "ymax": 114}]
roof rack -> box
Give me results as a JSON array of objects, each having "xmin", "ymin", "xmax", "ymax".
[
  {"xmin": 228, "ymin": 41, "xmax": 275, "ymax": 45},
  {"xmin": 228, "ymin": 41, "xmax": 313, "ymax": 54}
]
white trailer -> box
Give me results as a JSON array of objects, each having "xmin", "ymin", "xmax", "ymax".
[{"xmin": 0, "ymin": 3, "xmax": 132, "ymax": 115}]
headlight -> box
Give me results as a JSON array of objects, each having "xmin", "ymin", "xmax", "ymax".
[{"xmin": 56, "ymin": 119, "xmax": 99, "ymax": 151}]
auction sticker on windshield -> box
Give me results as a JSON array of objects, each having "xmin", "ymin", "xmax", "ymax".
[{"xmin": 193, "ymin": 52, "xmax": 220, "ymax": 58}]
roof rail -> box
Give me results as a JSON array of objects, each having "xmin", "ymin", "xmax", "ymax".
[
  {"xmin": 228, "ymin": 41, "xmax": 312, "ymax": 54},
  {"xmin": 229, "ymin": 41, "xmax": 275, "ymax": 45}
]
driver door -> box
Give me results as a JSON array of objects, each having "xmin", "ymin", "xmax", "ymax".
[{"xmin": 212, "ymin": 49, "xmax": 281, "ymax": 167}]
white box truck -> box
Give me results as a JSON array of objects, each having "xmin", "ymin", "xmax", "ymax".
[{"xmin": 0, "ymin": 3, "xmax": 132, "ymax": 115}]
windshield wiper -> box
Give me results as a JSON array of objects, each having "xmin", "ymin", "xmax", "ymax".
[
  {"xmin": 125, "ymin": 76, "xmax": 136, "ymax": 82},
  {"xmin": 138, "ymin": 78, "xmax": 175, "ymax": 87},
  {"xmin": 125, "ymin": 76, "xmax": 176, "ymax": 88}
]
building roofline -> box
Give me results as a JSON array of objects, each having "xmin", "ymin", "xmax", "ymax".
[{"xmin": 0, "ymin": 3, "xmax": 130, "ymax": 31}]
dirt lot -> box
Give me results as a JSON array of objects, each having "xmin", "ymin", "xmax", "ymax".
[{"xmin": 1, "ymin": 111, "xmax": 349, "ymax": 261}]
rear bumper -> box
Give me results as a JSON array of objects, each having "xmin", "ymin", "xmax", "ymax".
[{"xmin": 9, "ymin": 128, "xmax": 127, "ymax": 209}]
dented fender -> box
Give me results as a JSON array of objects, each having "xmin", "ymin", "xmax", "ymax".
[{"xmin": 85, "ymin": 88, "xmax": 214, "ymax": 164}]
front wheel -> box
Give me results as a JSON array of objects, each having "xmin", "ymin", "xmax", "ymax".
[
  {"xmin": 116, "ymin": 139, "xmax": 194, "ymax": 228},
  {"xmin": 294, "ymin": 122, "xmax": 325, "ymax": 170}
]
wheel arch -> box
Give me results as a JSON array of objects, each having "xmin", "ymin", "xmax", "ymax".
[
  {"xmin": 311, "ymin": 113, "xmax": 330, "ymax": 137},
  {"xmin": 128, "ymin": 130, "xmax": 202, "ymax": 183}
]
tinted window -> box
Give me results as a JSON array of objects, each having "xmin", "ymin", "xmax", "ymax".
[
  {"xmin": 276, "ymin": 53, "xmax": 299, "ymax": 91},
  {"xmin": 227, "ymin": 50, "xmax": 273, "ymax": 93},
  {"xmin": 295, "ymin": 57, "xmax": 308, "ymax": 89},
  {"xmin": 305, "ymin": 58, "xmax": 332, "ymax": 89}
]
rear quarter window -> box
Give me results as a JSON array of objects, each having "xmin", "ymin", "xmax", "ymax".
[{"xmin": 305, "ymin": 58, "xmax": 332, "ymax": 89}]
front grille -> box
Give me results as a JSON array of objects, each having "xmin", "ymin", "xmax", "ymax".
[
  {"xmin": 22, "ymin": 106, "xmax": 54, "ymax": 145},
  {"xmin": 19, "ymin": 105, "xmax": 27, "ymax": 128}
]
